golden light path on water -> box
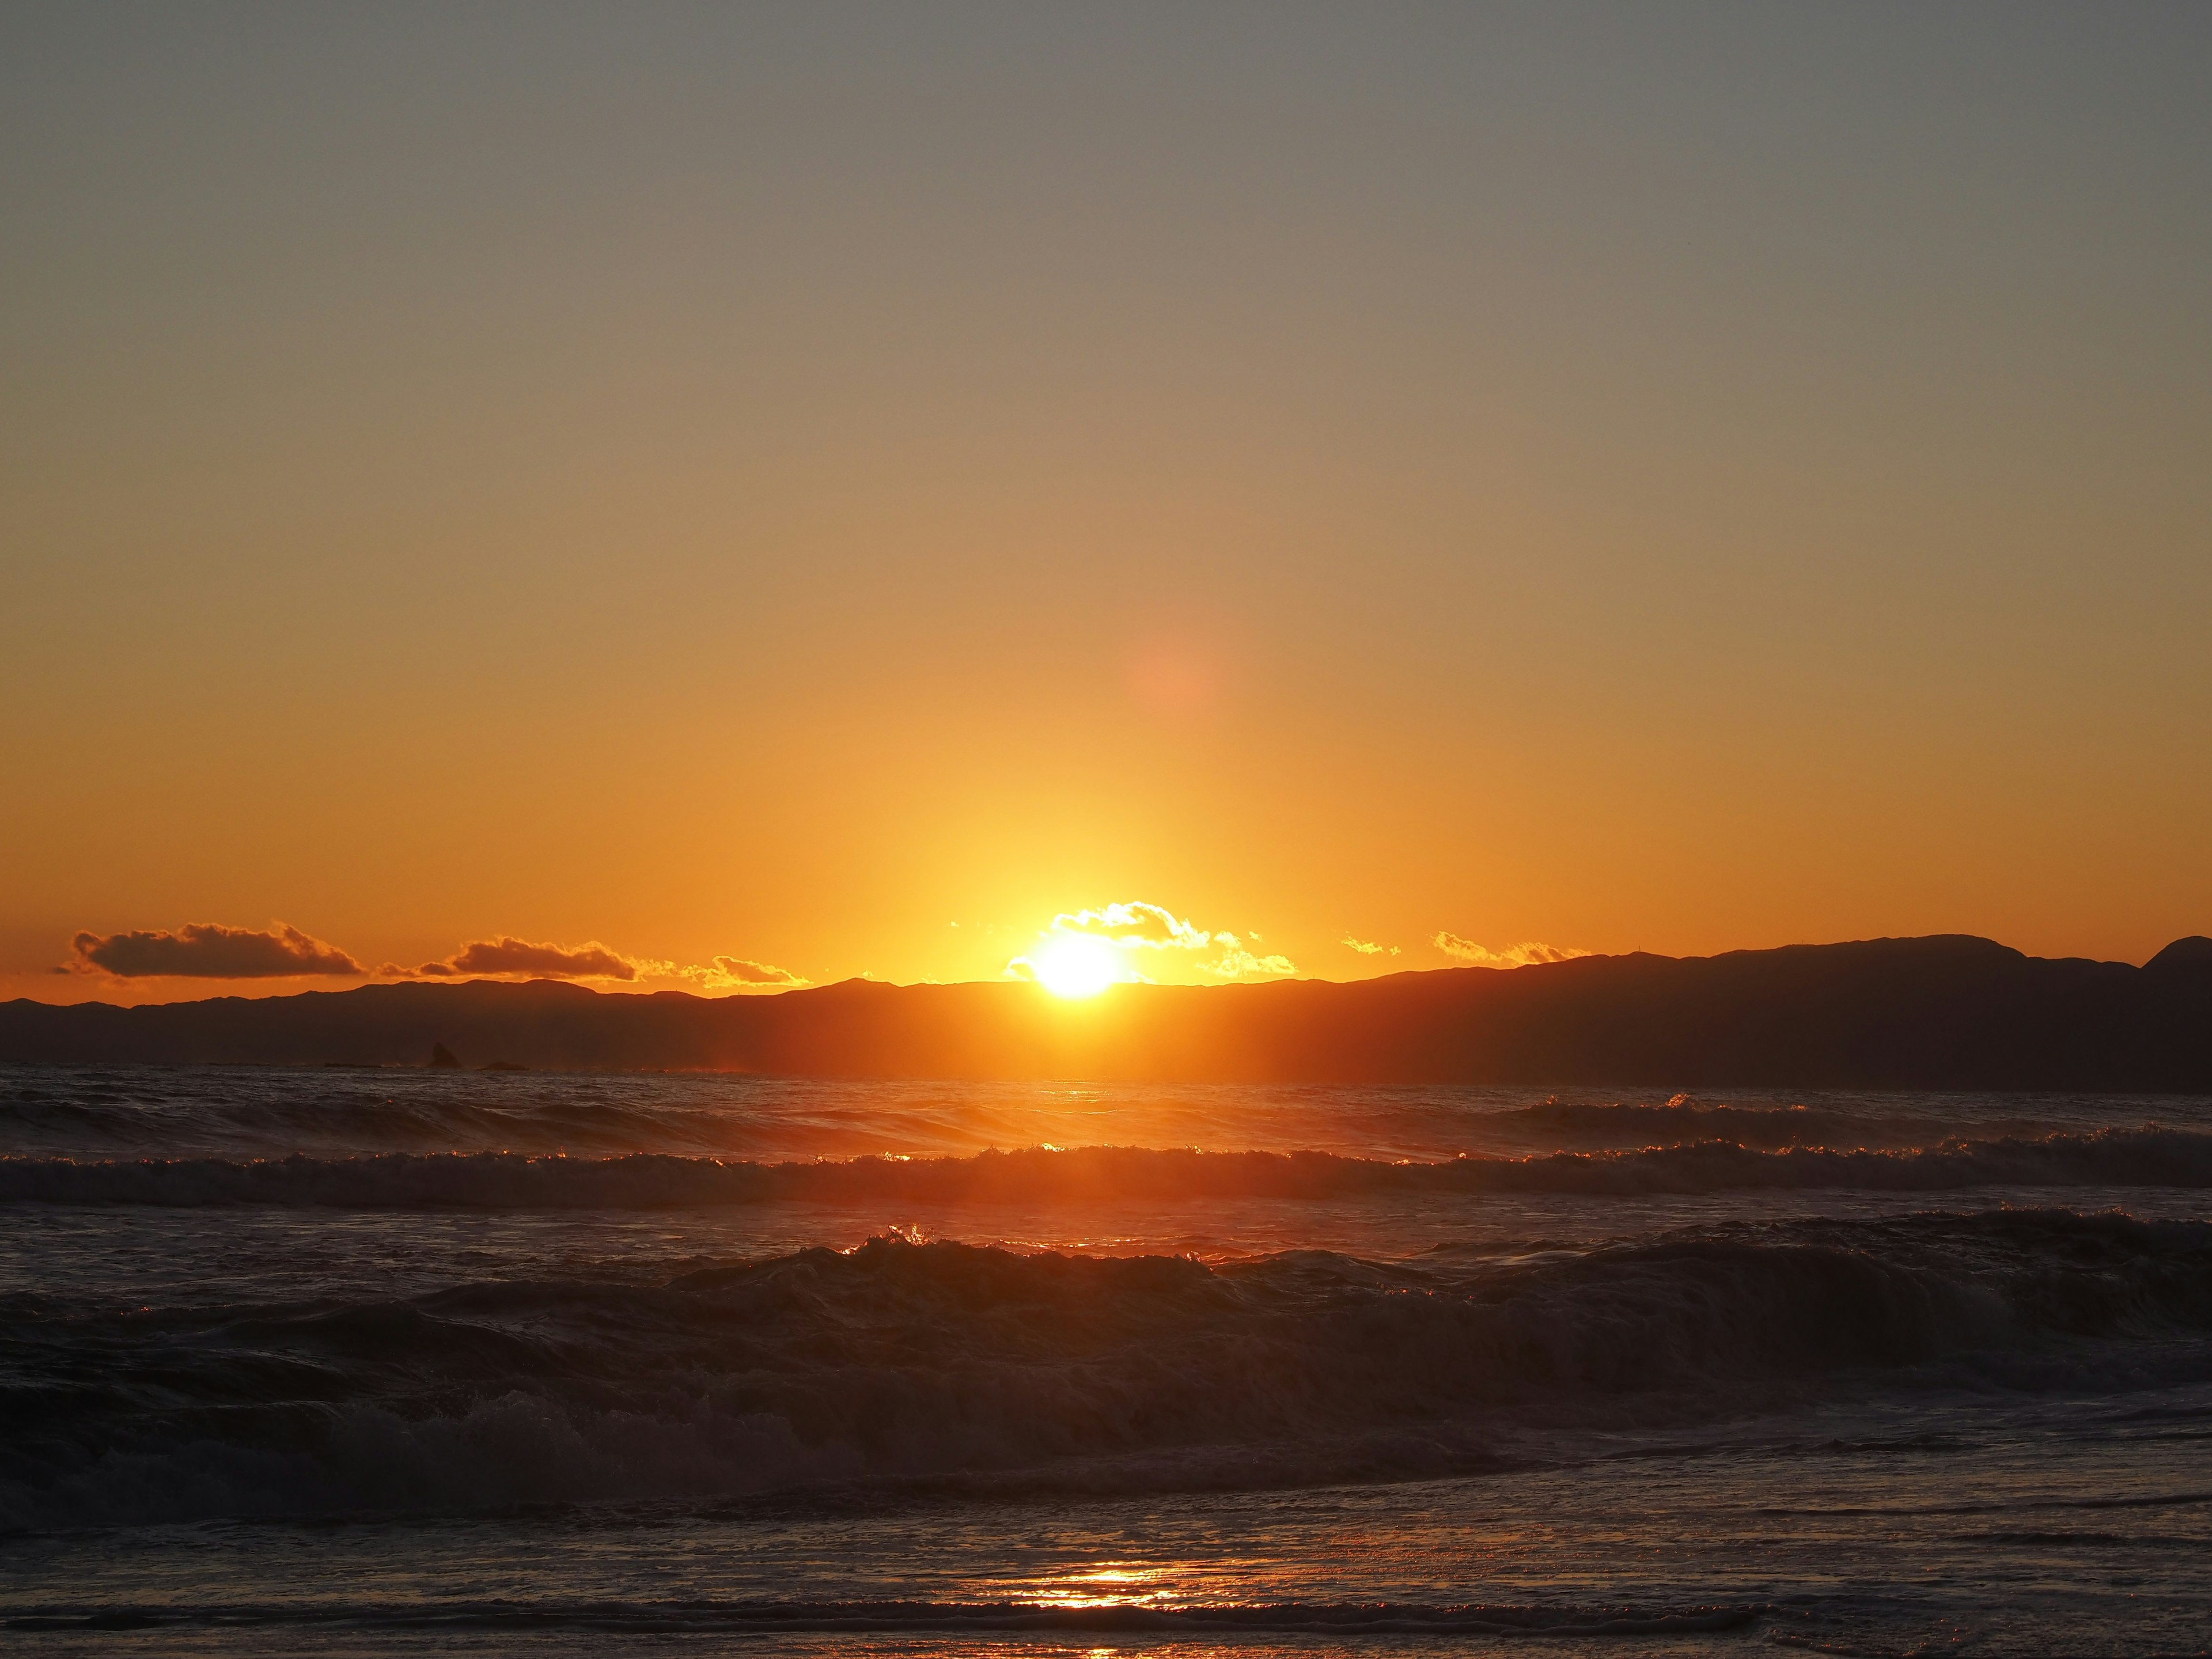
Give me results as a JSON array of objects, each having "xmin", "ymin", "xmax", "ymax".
[{"xmin": 1022, "ymin": 1564, "xmax": 1180, "ymax": 1608}]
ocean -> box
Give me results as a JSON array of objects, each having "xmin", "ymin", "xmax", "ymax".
[{"xmin": 2, "ymin": 1066, "xmax": 2209, "ymax": 1656}]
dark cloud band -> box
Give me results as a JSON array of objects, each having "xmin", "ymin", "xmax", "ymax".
[
  {"xmin": 67, "ymin": 923, "xmax": 363, "ymax": 979},
  {"xmin": 395, "ymin": 937, "xmax": 645, "ymax": 981}
]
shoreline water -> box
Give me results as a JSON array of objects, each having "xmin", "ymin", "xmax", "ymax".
[{"xmin": 2, "ymin": 1070, "xmax": 2207, "ymax": 1654}]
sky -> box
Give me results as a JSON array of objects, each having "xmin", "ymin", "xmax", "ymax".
[{"xmin": 3, "ymin": 1, "xmax": 2209, "ymax": 1003}]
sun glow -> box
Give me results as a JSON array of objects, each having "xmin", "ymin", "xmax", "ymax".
[{"xmin": 1030, "ymin": 934, "xmax": 1126, "ymax": 998}]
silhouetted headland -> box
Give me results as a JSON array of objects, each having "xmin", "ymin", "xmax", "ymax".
[{"xmin": 5, "ymin": 935, "xmax": 2208, "ymax": 1089}]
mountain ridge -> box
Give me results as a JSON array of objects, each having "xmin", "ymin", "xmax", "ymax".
[{"xmin": 2, "ymin": 934, "xmax": 2207, "ymax": 1089}]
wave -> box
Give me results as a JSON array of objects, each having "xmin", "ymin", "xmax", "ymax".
[
  {"xmin": 1491, "ymin": 1095, "xmax": 2059, "ymax": 1150},
  {"xmin": 0, "ymin": 1597, "xmax": 1764, "ymax": 1637},
  {"xmin": 6, "ymin": 1071, "xmax": 2150, "ymax": 1167},
  {"xmin": 0, "ymin": 1073, "xmax": 754, "ymax": 1160},
  {"xmin": 5, "ymin": 1127, "xmax": 2212, "ymax": 1209},
  {"xmin": 5, "ymin": 1211, "xmax": 2210, "ymax": 1528}
]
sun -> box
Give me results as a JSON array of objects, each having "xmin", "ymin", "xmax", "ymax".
[{"xmin": 1029, "ymin": 934, "xmax": 1126, "ymax": 998}]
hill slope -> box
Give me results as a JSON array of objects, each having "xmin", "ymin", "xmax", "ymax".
[{"xmin": 3, "ymin": 935, "xmax": 2208, "ymax": 1089}]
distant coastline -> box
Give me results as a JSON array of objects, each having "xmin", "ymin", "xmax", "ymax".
[{"xmin": 3, "ymin": 935, "xmax": 2208, "ymax": 1090}]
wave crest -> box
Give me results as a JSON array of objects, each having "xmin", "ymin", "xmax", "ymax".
[
  {"xmin": 5, "ymin": 1126, "xmax": 2211, "ymax": 1209},
  {"xmin": 6, "ymin": 1211, "xmax": 2210, "ymax": 1528}
]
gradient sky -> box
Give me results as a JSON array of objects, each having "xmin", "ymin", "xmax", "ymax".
[{"xmin": 5, "ymin": 2, "xmax": 2209, "ymax": 1002}]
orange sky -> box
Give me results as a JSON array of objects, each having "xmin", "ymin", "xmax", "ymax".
[{"xmin": 4, "ymin": 6, "xmax": 2209, "ymax": 1005}]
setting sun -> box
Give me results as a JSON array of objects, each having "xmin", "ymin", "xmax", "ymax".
[{"xmin": 1029, "ymin": 934, "xmax": 1126, "ymax": 998}]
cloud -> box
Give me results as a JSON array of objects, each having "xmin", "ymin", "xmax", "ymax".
[
  {"xmin": 677, "ymin": 956, "xmax": 809, "ymax": 993},
  {"xmin": 1432, "ymin": 933, "xmax": 1592, "ymax": 969},
  {"xmin": 1013, "ymin": 900, "xmax": 1290, "ymax": 983},
  {"xmin": 376, "ymin": 938, "xmax": 809, "ymax": 986},
  {"xmin": 1050, "ymin": 902, "xmax": 1220, "ymax": 951},
  {"xmin": 1205, "ymin": 939, "xmax": 1298, "ymax": 979},
  {"xmin": 66, "ymin": 922, "xmax": 364, "ymax": 979},
  {"xmin": 392, "ymin": 937, "xmax": 651, "ymax": 982},
  {"xmin": 1341, "ymin": 937, "xmax": 1401, "ymax": 957},
  {"xmin": 382, "ymin": 940, "xmax": 808, "ymax": 993}
]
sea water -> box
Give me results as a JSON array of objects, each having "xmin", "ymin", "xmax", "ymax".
[{"xmin": 1, "ymin": 1067, "xmax": 2209, "ymax": 1656}]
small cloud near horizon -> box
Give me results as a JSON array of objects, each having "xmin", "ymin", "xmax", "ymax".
[
  {"xmin": 387, "ymin": 937, "xmax": 649, "ymax": 982},
  {"xmin": 1341, "ymin": 937, "xmax": 1400, "ymax": 957},
  {"xmin": 380, "ymin": 938, "xmax": 808, "ymax": 992},
  {"xmin": 1008, "ymin": 900, "xmax": 1296, "ymax": 982},
  {"xmin": 1206, "ymin": 943, "xmax": 1298, "ymax": 978},
  {"xmin": 1432, "ymin": 932, "xmax": 1592, "ymax": 969},
  {"xmin": 677, "ymin": 956, "xmax": 809, "ymax": 993},
  {"xmin": 65, "ymin": 922, "xmax": 364, "ymax": 979},
  {"xmin": 1049, "ymin": 902, "xmax": 1218, "ymax": 951}
]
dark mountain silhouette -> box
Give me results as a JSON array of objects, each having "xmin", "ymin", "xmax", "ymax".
[
  {"xmin": 2, "ymin": 935, "xmax": 2207, "ymax": 1089},
  {"xmin": 2145, "ymin": 935, "xmax": 2212, "ymax": 975}
]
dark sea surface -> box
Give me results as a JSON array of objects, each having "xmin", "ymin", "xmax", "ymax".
[{"xmin": 2, "ymin": 1066, "xmax": 2210, "ymax": 1656}]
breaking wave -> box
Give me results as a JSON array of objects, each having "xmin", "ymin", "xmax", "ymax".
[
  {"xmin": 5, "ymin": 1211, "xmax": 2210, "ymax": 1529},
  {"xmin": 5, "ymin": 1126, "xmax": 2212, "ymax": 1209}
]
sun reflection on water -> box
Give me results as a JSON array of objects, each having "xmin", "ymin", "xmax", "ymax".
[{"xmin": 1021, "ymin": 1562, "xmax": 1180, "ymax": 1609}]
